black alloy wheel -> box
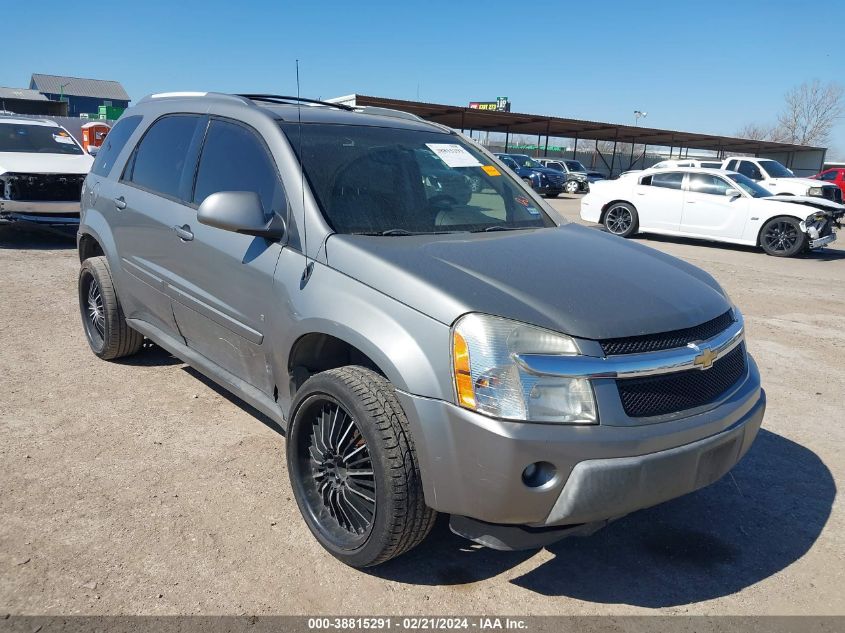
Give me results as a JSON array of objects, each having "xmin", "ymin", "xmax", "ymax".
[
  {"xmin": 760, "ymin": 216, "xmax": 807, "ymax": 257},
  {"xmin": 603, "ymin": 202, "xmax": 638, "ymax": 237}
]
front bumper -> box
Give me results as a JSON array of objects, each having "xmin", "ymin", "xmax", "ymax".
[
  {"xmin": 396, "ymin": 353, "xmax": 763, "ymax": 531},
  {"xmin": 809, "ymin": 232, "xmax": 837, "ymax": 249},
  {"xmin": 0, "ymin": 200, "xmax": 81, "ymax": 225}
]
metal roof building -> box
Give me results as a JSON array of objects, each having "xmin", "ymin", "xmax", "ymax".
[
  {"xmin": 0, "ymin": 86, "xmax": 67, "ymax": 116},
  {"xmin": 331, "ymin": 95, "xmax": 827, "ymax": 177},
  {"xmin": 29, "ymin": 74, "xmax": 130, "ymax": 117}
]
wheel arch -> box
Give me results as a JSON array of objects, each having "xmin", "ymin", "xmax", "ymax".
[{"xmin": 755, "ymin": 213, "xmax": 805, "ymax": 246}]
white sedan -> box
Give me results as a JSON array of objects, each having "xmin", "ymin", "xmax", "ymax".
[{"xmin": 580, "ymin": 167, "xmax": 843, "ymax": 257}]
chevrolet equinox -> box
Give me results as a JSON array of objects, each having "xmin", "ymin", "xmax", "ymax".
[{"xmin": 77, "ymin": 92, "xmax": 766, "ymax": 567}]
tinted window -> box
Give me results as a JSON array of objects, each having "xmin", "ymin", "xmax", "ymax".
[
  {"xmin": 125, "ymin": 115, "xmax": 202, "ymax": 200},
  {"xmin": 650, "ymin": 172, "xmax": 685, "ymax": 190},
  {"xmin": 91, "ymin": 115, "xmax": 142, "ymax": 177},
  {"xmin": 193, "ymin": 120, "xmax": 284, "ymax": 218},
  {"xmin": 688, "ymin": 173, "xmax": 731, "ymax": 196},
  {"xmin": 820, "ymin": 171, "xmax": 836, "ymax": 181},
  {"xmin": 700, "ymin": 162, "xmax": 722, "ymax": 169},
  {"xmin": 758, "ymin": 160, "xmax": 792, "ymax": 178},
  {"xmin": 725, "ymin": 160, "xmax": 738, "ymax": 171},
  {"xmin": 737, "ymin": 160, "xmax": 763, "ymax": 180}
]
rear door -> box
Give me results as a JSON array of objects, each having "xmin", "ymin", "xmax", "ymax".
[
  {"xmin": 632, "ymin": 171, "xmax": 685, "ymax": 231},
  {"xmin": 681, "ymin": 172, "xmax": 750, "ymax": 239},
  {"xmin": 110, "ymin": 114, "xmax": 206, "ymax": 337},
  {"xmin": 166, "ymin": 117, "xmax": 287, "ymax": 395}
]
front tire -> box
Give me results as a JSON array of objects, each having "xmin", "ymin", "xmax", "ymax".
[
  {"xmin": 78, "ymin": 256, "xmax": 143, "ymax": 360},
  {"xmin": 603, "ymin": 202, "xmax": 639, "ymax": 237},
  {"xmin": 564, "ymin": 180, "xmax": 580, "ymax": 194},
  {"xmin": 760, "ymin": 216, "xmax": 807, "ymax": 257},
  {"xmin": 287, "ymin": 366, "xmax": 436, "ymax": 568}
]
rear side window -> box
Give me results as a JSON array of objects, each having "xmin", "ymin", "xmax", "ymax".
[
  {"xmin": 91, "ymin": 115, "xmax": 142, "ymax": 177},
  {"xmin": 688, "ymin": 173, "xmax": 731, "ymax": 196},
  {"xmin": 725, "ymin": 159, "xmax": 737, "ymax": 171},
  {"xmin": 650, "ymin": 172, "xmax": 684, "ymax": 190},
  {"xmin": 193, "ymin": 119, "xmax": 284, "ymax": 218},
  {"xmin": 737, "ymin": 160, "xmax": 763, "ymax": 180},
  {"xmin": 124, "ymin": 115, "xmax": 203, "ymax": 200}
]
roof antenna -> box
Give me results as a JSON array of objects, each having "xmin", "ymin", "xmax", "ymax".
[{"xmin": 296, "ymin": 59, "xmax": 313, "ymax": 286}]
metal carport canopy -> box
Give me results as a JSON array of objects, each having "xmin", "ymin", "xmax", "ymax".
[{"xmin": 348, "ymin": 95, "xmax": 822, "ymax": 155}]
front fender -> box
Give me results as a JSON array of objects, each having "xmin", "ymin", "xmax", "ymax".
[{"xmin": 269, "ymin": 249, "xmax": 453, "ymax": 417}]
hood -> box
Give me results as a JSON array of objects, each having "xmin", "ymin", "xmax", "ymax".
[
  {"xmin": 764, "ymin": 195, "xmax": 845, "ymax": 214},
  {"xmin": 325, "ymin": 225, "xmax": 730, "ymax": 340},
  {"xmin": 0, "ymin": 152, "xmax": 94, "ymax": 176},
  {"xmin": 769, "ymin": 177, "xmax": 830, "ymax": 189}
]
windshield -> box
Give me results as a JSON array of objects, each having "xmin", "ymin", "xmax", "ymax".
[
  {"xmin": 759, "ymin": 160, "xmax": 793, "ymax": 178},
  {"xmin": 510, "ymin": 155, "xmax": 541, "ymax": 169},
  {"xmin": 726, "ymin": 173, "xmax": 773, "ymax": 198},
  {"xmin": 564, "ymin": 160, "xmax": 587, "ymax": 172},
  {"xmin": 0, "ymin": 123, "xmax": 84, "ymax": 155},
  {"xmin": 281, "ymin": 123, "xmax": 555, "ymax": 235}
]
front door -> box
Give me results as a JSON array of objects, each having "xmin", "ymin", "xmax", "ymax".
[
  {"xmin": 167, "ymin": 118, "xmax": 288, "ymax": 395},
  {"xmin": 681, "ymin": 172, "xmax": 749, "ymax": 239}
]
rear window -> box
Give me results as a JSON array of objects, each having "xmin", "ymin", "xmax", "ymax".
[
  {"xmin": 647, "ymin": 172, "xmax": 685, "ymax": 190},
  {"xmin": 124, "ymin": 115, "xmax": 204, "ymax": 201},
  {"xmin": 0, "ymin": 122, "xmax": 84, "ymax": 155},
  {"xmin": 91, "ymin": 115, "xmax": 142, "ymax": 177}
]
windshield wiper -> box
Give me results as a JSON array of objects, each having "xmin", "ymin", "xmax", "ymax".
[
  {"xmin": 352, "ymin": 229, "xmax": 467, "ymax": 236},
  {"xmin": 478, "ymin": 225, "xmax": 529, "ymax": 232}
]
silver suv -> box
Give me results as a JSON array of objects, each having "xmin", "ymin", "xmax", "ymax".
[{"xmin": 77, "ymin": 92, "xmax": 766, "ymax": 567}]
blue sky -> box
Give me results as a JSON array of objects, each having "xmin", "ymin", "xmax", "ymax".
[{"xmin": 4, "ymin": 0, "xmax": 843, "ymax": 157}]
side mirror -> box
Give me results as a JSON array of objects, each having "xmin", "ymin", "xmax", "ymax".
[
  {"xmin": 197, "ymin": 191, "xmax": 285, "ymax": 239},
  {"xmin": 725, "ymin": 188, "xmax": 741, "ymax": 199}
]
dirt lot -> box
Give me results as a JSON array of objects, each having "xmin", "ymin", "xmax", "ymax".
[{"xmin": 1, "ymin": 199, "xmax": 844, "ymax": 615}]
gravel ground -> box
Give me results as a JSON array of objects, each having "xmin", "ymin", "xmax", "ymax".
[{"xmin": 1, "ymin": 199, "xmax": 843, "ymax": 615}]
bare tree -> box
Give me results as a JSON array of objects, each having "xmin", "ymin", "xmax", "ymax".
[
  {"xmin": 775, "ymin": 80, "xmax": 844, "ymax": 146},
  {"xmin": 736, "ymin": 122, "xmax": 775, "ymax": 141}
]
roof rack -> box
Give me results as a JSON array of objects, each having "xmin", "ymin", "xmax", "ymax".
[{"xmin": 237, "ymin": 94, "xmax": 354, "ymax": 111}]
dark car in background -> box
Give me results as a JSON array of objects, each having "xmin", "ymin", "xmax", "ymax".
[
  {"xmin": 494, "ymin": 153, "xmax": 572, "ymax": 197},
  {"xmin": 538, "ymin": 158, "xmax": 605, "ymax": 184}
]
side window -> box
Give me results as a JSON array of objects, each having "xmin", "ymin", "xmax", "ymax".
[
  {"xmin": 819, "ymin": 171, "xmax": 836, "ymax": 181},
  {"xmin": 124, "ymin": 115, "xmax": 203, "ymax": 200},
  {"xmin": 725, "ymin": 159, "xmax": 738, "ymax": 171},
  {"xmin": 688, "ymin": 173, "xmax": 731, "ymax": 196},
  {"xmin": 737, "ymin": 160, "xmax": 763, "ymax": 180},
  {"xmin": 193, "ymin": 119, "xmax": 284, "ymax": 218},
  {"xmin": 90, "ymin": 115, "xmax": 142, "ymax": 177},
  {"xmin": 650, "ymin": 172, "xmax": 685, "ymax": 190},
  {"xmin": 640, "ymin": 175, "xmax": 652, "ymax": 185}
]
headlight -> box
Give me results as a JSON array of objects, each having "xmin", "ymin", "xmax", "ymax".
[
  {"xmin": 808, "ymin": 187, "xmax": 823, "ymax": 196},
  {"xmin": 452, "ymin": 313, "xmax": 598, "ymax": 424}
]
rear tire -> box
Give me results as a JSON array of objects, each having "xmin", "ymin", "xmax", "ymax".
[
  {"xmin": 603, "ymin": 202, "xmax": 639, "ymax": 237},
  {"xmin": 760, "ymin": 216, "xmax": 807, "ymax": 257},
  {"xmin": 287, "ymin": 366, "xmax": 436, "ymax": 568},
  {"xmin": 78, "ymin": 256, "xmax": 143, "ymax": 360}
]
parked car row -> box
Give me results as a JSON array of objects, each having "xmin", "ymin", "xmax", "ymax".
[
  {"xmin": 74, "ymin": 92, "xmax": 767, "ymax": 568},
  {"xmin": 581, "ymin": 166, "xmax": 844, "ymax": 257}
]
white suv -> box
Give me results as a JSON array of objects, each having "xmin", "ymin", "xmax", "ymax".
[
  {"xmin": 722, "ymin": 156, "xmax": 842, "ymax": 203},
  {"xmin": 0, "ymin": 115, "xmax": 93, "ymax": 225}
]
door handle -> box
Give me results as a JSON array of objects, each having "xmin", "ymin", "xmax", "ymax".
[
  {"xmin": 173, "ymin": 224, "xmax": 194, "ymax": 241},
  {"xmin": 113, "ymin": 196, "xmax": 126, "ymax": 210}
]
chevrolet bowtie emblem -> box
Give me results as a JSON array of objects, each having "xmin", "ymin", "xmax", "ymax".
[{"xmin": 689, "ymin": 343, "xmax": 717, "ymax": 370}]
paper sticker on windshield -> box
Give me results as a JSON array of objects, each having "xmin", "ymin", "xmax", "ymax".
[
  {"xmin": 53, "ymin": 134, "xmax": 75, "ymax": 145},
  {"xmin": 482, "ymin": 165, "xmax": 501, "ymax": 176},
  {"xmin": 425, "ymin": 143, "xmax": 482, "ymax": 168}
]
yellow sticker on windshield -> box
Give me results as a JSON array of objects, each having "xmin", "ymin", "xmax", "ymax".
[{"xmin": 482, "ymin": 165, "xmax": 501, "ymax": 176}]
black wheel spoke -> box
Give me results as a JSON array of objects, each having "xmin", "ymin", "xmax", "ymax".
[{"xmin": 300, "ymin": 399, "xmax": 376, "ymax": 538}]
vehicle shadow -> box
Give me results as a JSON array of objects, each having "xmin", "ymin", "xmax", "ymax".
[
  {"xmin": 181, "ymin": 365, "xmax": 285, "ymax": 437},
  {"xmin": 116, "ymin": 341, "xmax": 184, "ymax": 367},
  {"xmin": 369, "ymin": 429, "xmax": 835, "ymax": 608},
  {"xmin": 629, "ymin": 232, "xmax": 845, "ymax": 261},
  {"xmin": 0, "ymin": 223, "xmax": 76, "ymax": 250}
]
